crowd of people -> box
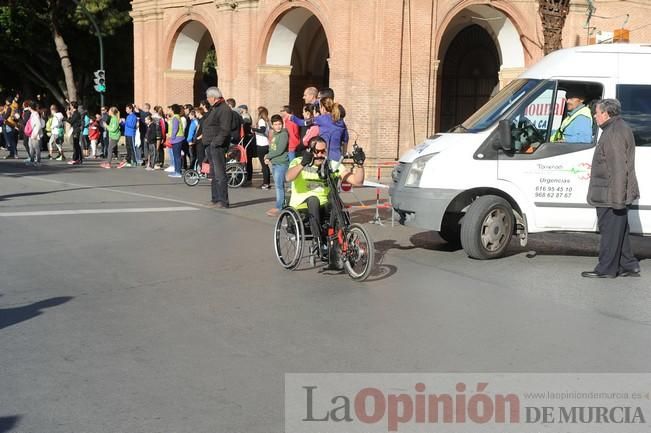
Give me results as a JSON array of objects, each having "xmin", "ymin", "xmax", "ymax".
[{"xmin": 0, "ymin": 86, "xmax": 350, "ymax": 215}]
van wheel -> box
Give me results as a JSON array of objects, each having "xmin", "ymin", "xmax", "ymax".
[
  {"xmin": 438, "ymin": 212, "xmax": 462, "ymax": 246},
  {"xmin": 460, "ymin": 195, "xmax": 514, "ymax": 259}
]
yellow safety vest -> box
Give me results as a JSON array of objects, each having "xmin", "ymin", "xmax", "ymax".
[{"xmin": 551, "ymin": 105, "xmax": 592, "ymax": 142}]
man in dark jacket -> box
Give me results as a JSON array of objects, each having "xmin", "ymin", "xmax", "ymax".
[
  {"xmin": 67, "ymin": 101, "xmax": 83, "ymax": 164},
  {"xmin": 202, "ymin": 87, "xmax": 233, "ymax": 208},
  {"xmin": 583, "ymin": 98, "xmax": 640, "ymax": 278}
]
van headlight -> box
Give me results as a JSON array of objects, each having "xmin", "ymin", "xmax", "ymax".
[{"xmin": 404, "ymin": 153, "xmax": 437, "ymax": 187}]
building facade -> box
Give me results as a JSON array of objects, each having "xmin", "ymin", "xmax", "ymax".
[{"xmin": 130, "ymin": 0, "xmax": 651, "ymax": 160}]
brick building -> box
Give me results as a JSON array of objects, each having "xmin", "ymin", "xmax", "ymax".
[{"xmin": 130, "ymin": 0, "xmax": 651, "ymax": 160}]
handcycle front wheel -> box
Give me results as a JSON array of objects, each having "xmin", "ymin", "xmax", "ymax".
[
  {"xmin": 343, "ymin": 223, "xmax": 375, "ymax": 281},
  {"xmin": 183, "ymin": 169, "xmax": 200, "ymax": 187},
  {"xmin": 273, "ymin": 208, "xmax": 304, "ymax": 270},
  {"xmin": 226, "ymin": 163, "xmax": 246, "ymax": 188}
]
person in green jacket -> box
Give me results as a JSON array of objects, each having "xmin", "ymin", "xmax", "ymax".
[
  {"xmin": 264, "ymin": 114, "xmax": 289, "ymax": 216},
  {"xmin": 101, "ymin": 107, "xmax": 122, "ymax": 169}
]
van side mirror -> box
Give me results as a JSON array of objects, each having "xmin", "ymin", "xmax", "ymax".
[{"xmin": 497, "ymin": 119, "xmax": 513, "ymax": 152}]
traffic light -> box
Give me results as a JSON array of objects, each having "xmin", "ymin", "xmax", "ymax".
[{"xmin": 93, "ymin": 70, "xmax": 106, "ymax": 93}]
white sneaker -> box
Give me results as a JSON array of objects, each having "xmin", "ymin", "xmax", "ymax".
[{"xmin": 164, "ymin": 166, "xmax": 175, "ymax": 172}]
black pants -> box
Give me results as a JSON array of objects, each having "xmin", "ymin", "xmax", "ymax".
[
  {"xmin": 208, "ymin": 146, "xmax": 229, "ymax": 206},
  {"xmin": 72, "ymin": 134, "xmax": 82, "ymax": 162},
  {"xmin": 193, "ymin": 141, "xmax": 207, "ymax": 170},
  {"xmin": 305, "ymin": 196, "xmax": 333, "ymax": 245},
  {"xmin": 595, "ymin": 207, "xmax": 639, "ymax": 275},
  {"xmin": 180, "ymin": 139, "xmax": 189, "ymax": 169},
  {"xmin": 257, "ymin": 146, "xmax": 270, "ymax": 185},
  {"xmin": 125, "ymin": 136, "xmax": 136, "ymax": 164}
]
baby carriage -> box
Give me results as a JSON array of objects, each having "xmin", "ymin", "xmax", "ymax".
[{"xmin": 183, "ymin": 135, "xmax": 253, "ymax": 188}]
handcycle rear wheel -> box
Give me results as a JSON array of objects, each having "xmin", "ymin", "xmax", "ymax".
[
  {"xmin": 343, "ymin": 223, "xmax": 375, "ymax": 281},
  {"xmin": 274, "ymin": 208, "xmax": 304, "ymax": 270},
  {"xmin": 183, "ymin": 169, "xmax": 200, "ymax": 187},
  {"xmin": 226, "ymin": 163, "xmax": 246, "ymax": 188}
]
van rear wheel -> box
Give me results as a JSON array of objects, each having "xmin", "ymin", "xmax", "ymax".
[{"xmin": 460, "ymin": 195, "xmax": 514, "ymax": 259}]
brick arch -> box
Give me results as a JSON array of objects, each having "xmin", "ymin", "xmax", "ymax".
[
  {"xmin": 257, "ymin": 0, "xmax": 333, "ymax": 67},
  {"xmin": 164, "ymin": 14, "xmax": 220, "ymax": 72},
  {"xmin": 435, "ymin": 0, "xmax": 533, "ymax": 67}
]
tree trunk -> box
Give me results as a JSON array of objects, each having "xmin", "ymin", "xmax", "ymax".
[
  {"xmin": 538, "ymin": 0, "xmax": 571, "ymax": 55},
  {"xmin": 49, "ymin": 0, "xmax": 77, "ymax": 103}
]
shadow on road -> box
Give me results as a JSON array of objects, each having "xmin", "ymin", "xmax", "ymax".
[
  {"xmin": 229, "ymin": 197, "xmax": 275, "ymax": 208},
  {"xmin": 404, "ymin": 230, "xmax": 651, "ymax": 262},
  {"xmin": 0, "ymin": 297, "xmax": 73, "ymax": 330},
  {"xmin": 0, "ymin": 415, "xmax": 21, "ymax": 433}
]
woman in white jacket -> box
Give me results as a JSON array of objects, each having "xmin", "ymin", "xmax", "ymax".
[
  {"xmin": 47, "ymin": 105, "xmax": 65, "ymax": 160},
  {"xmin": 27, "ymin": 102, "xmax": 44, "ymax": 166}
]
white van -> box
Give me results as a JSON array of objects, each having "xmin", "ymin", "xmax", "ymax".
[{"xmin": 390, "ymin": 44, "xmax": 651, "ymax": 259}]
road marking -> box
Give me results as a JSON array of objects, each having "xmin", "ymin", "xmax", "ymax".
[
  {"xmin": 0, "ymin": 175, "xmax": 211, "ymax": 208},
  {"xmin": 0, "ymin": 207, "xmax": 198, "ymax": 217}
]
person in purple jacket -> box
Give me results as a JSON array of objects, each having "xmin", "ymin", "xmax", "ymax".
[
  {"xmin": 290, "ymin": 96, "xmax": 348, "ymax": 161},
  {"xmin": 118, "ymin": 104, "xmax": 139, "ymax": 168}
]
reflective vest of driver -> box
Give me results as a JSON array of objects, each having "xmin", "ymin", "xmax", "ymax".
[{"xmin": 551, "ymin": 105, "xmax": 592, "ymax": 142}]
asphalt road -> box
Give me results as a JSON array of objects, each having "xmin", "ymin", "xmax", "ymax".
[{"xmin": 1, "ymin": 157, "xmax": 650, "ymax": 433}]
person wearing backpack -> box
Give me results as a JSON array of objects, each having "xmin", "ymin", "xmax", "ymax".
[
  {"xmin": 25, "ymin": 101, "xmax": 44, "ymax": 166},
  {"xmin": 20, "ymin": 101, "xmax": 31, "ymax": 160},
  {"xmin": 48, "ymin": 105, "xmax": 65, "ymax": 160},
  {"xmin": 226, "ymin": 98, "xmax": 243, "ymax": 145}
]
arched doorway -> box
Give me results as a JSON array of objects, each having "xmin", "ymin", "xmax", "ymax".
[
  {"xmin": 264, "ymin": 7, "xmax": 330, "ymax": 113},
  {"xmin": 169, "ymin": 21, "xmax": 217, "ymax": 104},
  {"xmin": 436, "ymin": 4, "xmax": 526, "ymax": 131},
  {"xmin": 439, "ymin": 24, "xmax": 500, "ymax": 131}
]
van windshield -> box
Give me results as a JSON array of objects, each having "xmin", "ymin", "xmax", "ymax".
[{"xmin": 452, "ymin": 79, "xmax": 541, "ymax": 133}]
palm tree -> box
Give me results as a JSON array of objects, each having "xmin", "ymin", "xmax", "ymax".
[{"xmin": 538, "ymin": 0, "xmax": 571, "ymax": 55}]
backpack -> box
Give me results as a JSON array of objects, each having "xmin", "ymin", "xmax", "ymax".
[
  {"xmin": 24, "ymin": 117, "xmax": 33, "ymax": 136},
  {"xmin": 230, "ymin": 110, "xmax": 242, "ymax": 144}
]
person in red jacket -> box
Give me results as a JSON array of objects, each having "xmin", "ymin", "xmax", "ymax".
[
  {"xmin": 280, "ymin": 105, "xmax": 301, "ymax": 161},
  {"xmin": 88, "ymin": 113, "xmax": 101, "ymax": 159}
]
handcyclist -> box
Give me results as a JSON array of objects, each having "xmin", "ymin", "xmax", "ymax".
[{"xmin": 285, "ymin": 136, "xmax": 365, "ymax": 260}]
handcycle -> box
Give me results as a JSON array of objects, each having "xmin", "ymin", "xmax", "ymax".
[
  {"xmin": 183, "ymin": 134, "xmax": 253, "ymax": 188},
  {"xmin": 273, "ymin": 145, "xmax": 375, "ymax": 281}
]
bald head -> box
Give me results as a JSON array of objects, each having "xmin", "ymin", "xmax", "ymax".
[{"xmin": 303, "ymin": 87, "xmax": 318, "ymax": 104}]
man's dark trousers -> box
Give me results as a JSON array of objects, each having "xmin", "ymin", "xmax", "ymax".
[
  {"xmin": 595, "ymin": 207, "xmax": 639, "ymax": 275},
  {"xmin": 209, "ymin": 145, "xmax": 229, "ymax": 206}
]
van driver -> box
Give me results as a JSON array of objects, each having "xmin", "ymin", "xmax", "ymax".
[{"xmin": 551, "ymin": 88, "xmax": 593, "ymax": 143}]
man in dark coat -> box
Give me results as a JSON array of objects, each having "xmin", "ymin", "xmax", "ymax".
[
  {"xmin": 202, "ymin": 87, "xmax": 232, "ymax": 208},
  {"xmin": 582, "ymin": 98, "xmax": 640, "ymax": 278}
]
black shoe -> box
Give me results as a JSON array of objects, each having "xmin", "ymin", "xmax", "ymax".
[
  {"xmin": 581, "ymin": 271, "xmax": 617, "ymax": 278},
  {"xmin": 619, "ymin": 269, "xmax": 641, "ymax": 277}
]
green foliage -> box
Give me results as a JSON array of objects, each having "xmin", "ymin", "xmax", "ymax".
[
  {"xmin": 74, "ymin": 0, "xmax": 131, "ymax": 36},
  {"xmin": 0, "ymin": 0, "xmax": 133, "ymax": 108},
  {"xmin": 202, "ymin": 48, "xmax": 218, "ymax": 74}
]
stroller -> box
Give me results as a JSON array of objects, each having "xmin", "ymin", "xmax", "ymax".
[{"xmin": 183, "ymin": 134, "xmax": 253, "ymax": 188}]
